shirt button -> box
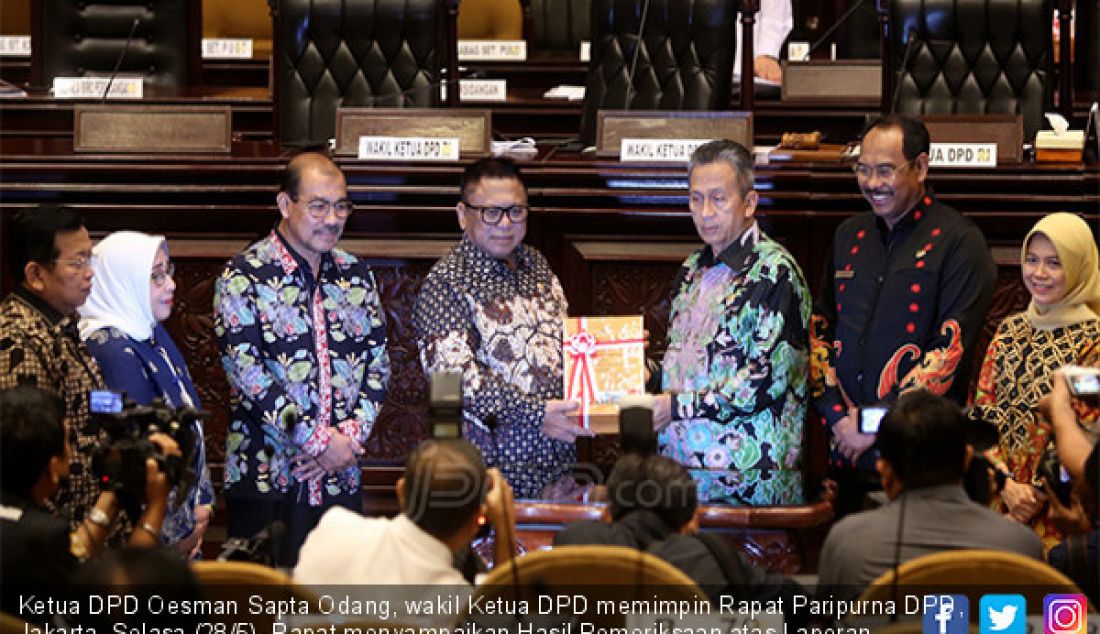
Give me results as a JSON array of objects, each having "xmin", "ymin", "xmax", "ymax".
[
  {"xmin": 877, "ymin": 275, "xmax": 884, "ymax": 283},
  {"xmin": 856, "ymin": 372, "xmax": 864, "ymax": 383}
]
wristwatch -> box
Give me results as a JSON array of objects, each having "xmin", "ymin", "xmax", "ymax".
[
  {"xmin": 87, "ymin": 507, "xmax": 110, "ymax": 528},
  {"xmin": 995, "ymin": 469, "xmax": 1013, "ymax": 493}
]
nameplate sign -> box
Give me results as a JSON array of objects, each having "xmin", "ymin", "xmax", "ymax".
[
  {"xmin": 201, "ymin": 38, "xmax": 253, "ymax": 59},
  {"xmin": 580, "ymin": 41, "xmax": 591, "ymax": 62},
  {"xmin": 74, "ymin": 105, "xmax": 232, "ymax": 153},
  {"xmin": 921, "ymin": 114, "xmax": 1023, "ymax": 164},
  {"xmin": 457, "ymin": 40, "xmax": 527, "ymax": 61},
  {"xmin": 781, "ymin": 60, "xmax": 880, "ymax": 101},
  {"xmin": 335, "ymin": 108, "xmax": 491, "ymax": 157},
  {"xmin": 620, "ymin": 138, "xmax": 710, "ymax": 163},
  {"xmin": 597, "ymin": 111, "xmax": 752, "ymax": 158},
  {"xmin": 54, "ymin": 77, "xmax": 143, "ymax": 100},
  {"xmin": 0, "ymin": 36, "xmax": 31, "ymax": 57},
  {"xmin": 460, "ymin": 79, "xmax": 507, "ymax": 102},
  {"xmin": 357, "ymin": 136, "xmax": 460, "ymax": 162},
  {"xmin": 928, "ymin": 142, "xmax": 997, "ymax": 168}
]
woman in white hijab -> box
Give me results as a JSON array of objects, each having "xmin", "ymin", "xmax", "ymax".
[{"xmin": 79, "ymin": 231, "xmax": 214, "ymax": 558}]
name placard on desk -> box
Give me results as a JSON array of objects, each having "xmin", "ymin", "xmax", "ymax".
[
  {"xmin": 54, "ymin": 77, "xmax": 143, "ymax": 100},
  {"xmin": 620, "ymin": 138, "xmax": 710, "ymax": 163},
  {"xmin": 335, "ymin": 108, "xmax": 491, "ymax": 157},
  {"xmin": 460, "ymin": 79, "xmax": 507, "ymax": 102},
  {"xmin": 0, "ymin": 36, "xmax": 31, "ymax": 57},
  {"xmin": 201, "ymin": 38, "xmax": 253, "ymax": 59},
  {"xmin": 357, "ymin": 136, "xmax": 460, "ymax": 162},
  {"xmin": 921, "ymin": 114, "xmax": 1023, "ymax": 163},
  {"xmin": 457, "ymin": 40, "xmax": 527, "ymax": 61},
  {"xmin": 928, "ymin": 143, "xmax": 997, "ymax": 168},
  {"xmin": 597, "ymin": 111, "xmax": 752, "ymax": 158},
  {"xmin": 74, "ymin": 105, "xmax": 232, "ymax": 153}
]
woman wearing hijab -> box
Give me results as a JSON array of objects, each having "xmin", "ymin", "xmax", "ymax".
[
  {"xmin": 78, "ymin": 231, "xmax": 214, "ymax": 558},
  {"xmin": 971, "ymin": 212, "xmax": 1100, "ymax": 551}
]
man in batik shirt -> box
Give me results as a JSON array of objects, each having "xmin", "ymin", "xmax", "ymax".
[
  {"xmin": 652, "ymin": 140, "xmax": 811, "ymax": 506},
  {"xmin": 214, "ymin": 152, "xmax": 390, "ymax": 565},
  {"xmin": 414, "ymin": 158, "xmax": 588, "ymax": 499}
]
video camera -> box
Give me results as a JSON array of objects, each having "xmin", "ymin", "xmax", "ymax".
[{"xmin": 88, "ymin": 390, "xmax": 199, "ymax": 520}]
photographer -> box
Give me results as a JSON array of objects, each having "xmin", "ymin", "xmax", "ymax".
[
  {"xmin": 1, "ymin": 386, "xmax": 177, "ymax": 619},
  {"xmin": 1039, "ymin": 361, "xmax": 1099, "ymax": 603}
]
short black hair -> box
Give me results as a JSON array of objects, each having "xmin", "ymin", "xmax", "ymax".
[
  {"xmin": 74, "ymin": 548, "xmax": 204, "ymax": 631},
  {"xmin": 876, "ymin": 389, "xmax": 968, "ymax": 489},
  {"xmin": 8, "ymin": 205, "xmax": 85, "ymax": 284},
  {"xmin": 688, "ymin": 139, "xmax": 755, "ymax": 197},
  {"xmin": 606, "ymin": 454, "xmax": 698, "ymax": 531},
  {"xmin": 402, "ymin": 439, "xmax": 488, "ymax": 540},
  {"xmin": 459, "ymin": 158, "xmax": 527, "ymax": 200},
  {"xmin": 861, "ymin": 114, "xmax": 931, "ymax": 160},
  {"xmin": 279, "ymin": 148, "xmax": 339, "ymax": 200},
  {"xmin": 0, "ymin": 386, "xmax": 66, "ymax": 497}
]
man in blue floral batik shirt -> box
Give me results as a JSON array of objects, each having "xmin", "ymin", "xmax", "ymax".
[
  {"xmin": 652, "ymin": 140, "xmax": 811, "ymax": 506},
  {"xmin": 214, "ymin": 152, "xmax": 390, "ymax": 566}
]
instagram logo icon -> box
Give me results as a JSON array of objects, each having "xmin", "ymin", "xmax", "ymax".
[{"xmin": 1044, "ymin": 594, "xmax": 1087, "ymax": 634}]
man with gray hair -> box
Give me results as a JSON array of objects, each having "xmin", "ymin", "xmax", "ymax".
[{"xmin": 652, "ymin": 140, "xmax": 811, "ymax": 505}]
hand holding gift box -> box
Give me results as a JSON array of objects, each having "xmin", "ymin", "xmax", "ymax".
[{"xmin": 563, "ymin": 316, "xmax": 646, "ymax": 433}]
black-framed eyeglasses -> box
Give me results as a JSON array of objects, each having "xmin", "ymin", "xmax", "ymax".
[
  {"xmin": 151, "ymin": 262, "xmax": 176, "ymax": 287},
  {"xmin": 853, "ymin": 158, "xmax": 916, "ymax": 181},
  {"xmin": 50, "ymin": 254, "xmax": 96, "ymax": 270},
  {"xmin": 294, "ymin": 197, "xmax": 356, "ymax": 219},
  {"xmin": 461, "ymin": 201, "xmax": 529, "ymax": 225}
]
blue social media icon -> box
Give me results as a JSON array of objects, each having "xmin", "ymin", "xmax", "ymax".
[
  {"xmin": 923, "ymin": 594, "xmax": 970, "ymax": 634},
  {"xmin": 981, "ymin": 595, "xmax": 1026, "ymax": 634}
]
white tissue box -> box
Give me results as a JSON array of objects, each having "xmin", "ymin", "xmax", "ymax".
[{"xmin": 1035, "ymin": 129, "xmax": 1084, "ymax": 162}]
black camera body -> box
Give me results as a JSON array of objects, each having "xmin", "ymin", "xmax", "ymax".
[
  {"xmin": 89, "ymin": 391, "xmax": 200, "ymax": 519},
  {"xmin": 1037, "ymin": 445, "xmax": 1074, "ymax": 507}
]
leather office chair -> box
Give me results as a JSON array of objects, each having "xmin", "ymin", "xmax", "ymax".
[
  {"xmin": 30, "ymin": 0, "xmax": 197, "ymax": 89},
  {"xmin": 578, "ymin": 0, "xmax": 738, "ymax": 145},
  {"xmin": 528, "ymin": 0, "xmax": 592, "ymax": 50},
  {"xmin": 859, "ymin": 549, "xmax": 1088, "ymax": 611},
  {"xmin": 274, "ymin": 0, "xmax": 448, "ymax": 147},
  {"xmin": 885, "ymin": 0, "xmax": 1054, "ymax": 141}
]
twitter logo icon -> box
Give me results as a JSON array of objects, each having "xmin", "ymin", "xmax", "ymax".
[{"xmin": 981, "ymin": 595, "xmax": 1027, "ymax": 634}]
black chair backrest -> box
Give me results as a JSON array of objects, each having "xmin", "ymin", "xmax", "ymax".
[
  {"xmin": 274, "ymin": 0, "xmax": 445, "ymax": 147},
  {"xmin": 1075, "ymin": 0, "xmax": 1099, "ymax": 97},
  {"xmin": 888, "ymin": 0, "xmax": 1054, "ymax": 141},
  {"xmin": 578, "ymin": 0, "xmax": 738, "ymax": 145},
  {"xmin": 529, "ymin": 0, "xmax": 591, "ymax": 50},
  {"xmin": 32, "ymin": 0, "xmax": 194, "ymax": 89}
]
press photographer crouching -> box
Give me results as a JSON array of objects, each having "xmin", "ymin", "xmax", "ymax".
[
  {"xmin": 1039, "ymin": 363, "xmax": 1100, "ymax": 603},
  {"xmin": 0, "ymin": 385, "xmax": 178, "ymax": 623}
]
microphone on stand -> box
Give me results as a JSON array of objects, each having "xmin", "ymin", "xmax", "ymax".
[
  {"xmin": 101, "ymin": 17, "xmax": 141, "ymax": 103},
  {"xmin": 622, "ymin": 0, "xmax": 652, "ymax": 111},
  {"xmin": 889, "ymin": 29, "xmax": 917, "ymax": 113}
]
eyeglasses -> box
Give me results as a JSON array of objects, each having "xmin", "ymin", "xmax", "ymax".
[
  {"xmin": 296, "ymin": 197, "xmax": 356, "ymax": 219},
  {"xmin": 462, "ymin": 202, "xmax": 530, "ymax": 225},
  {"xmin": 853, "ymin": 158, "xmax": 915, "ymax": 181},
  {"xmin": 51, "ymin": 254, "xmax": 96, "ymax": 270},
  {"xmin": 150, "ymin": 262, "xmax": 176, "ymax": 287}
]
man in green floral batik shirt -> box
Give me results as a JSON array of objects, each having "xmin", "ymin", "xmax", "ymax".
[{"xmin": 652, "ymin": 140, "xmax": 811, "ymax": 506}]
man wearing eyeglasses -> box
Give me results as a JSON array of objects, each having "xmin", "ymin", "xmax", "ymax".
[
  {"xmin": 414, "ymin": 158, "xmax": 587, "ymax": 499},
  {"xmin": 0, "ymin": 204, "xmax": 108, "ymax": 534},
  {"xmin": 810, "ymin": 115, "xmax": 996, "ymax": 516},
  {"xmin": 214, "ymin": 151, "xmax": 390, "ymax": 565}
]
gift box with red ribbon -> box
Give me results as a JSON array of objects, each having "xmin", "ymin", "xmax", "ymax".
[{"xmin": 563, "ymin": 315, "xmax": 646, "ymax": 433}]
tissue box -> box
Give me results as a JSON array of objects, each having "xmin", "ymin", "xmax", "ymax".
[
  {"xmin": 1035, "ymin": 130, "xmax": 1085, "ymax": 162},
  {"xmin": 563, "ymin": 316, "xmax": 646, "ymax": 433}
]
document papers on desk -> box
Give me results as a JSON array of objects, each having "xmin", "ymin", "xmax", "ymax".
[{"xmin": 543, "ymin": 85, "xmax": 585, "ymax": 101}]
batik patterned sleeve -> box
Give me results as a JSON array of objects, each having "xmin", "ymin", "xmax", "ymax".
[
  {"xmin": 810, "ymin": 243, "xmax": 848, "ymax": 429},
  {"xmin": 670, "ymin": 253, "xmax": 811, "ymax": 423},
  {"xmin": 414, "ymin": 272, "xmax": 545, "ymax": 429},
  {"xmin": 84, "ymin": 329, "xmax": 159, "ymax": 405},
  {"xmin": 897, "ymin": 224, "xmax": 996, "ymax": 396},
  {"xmin": 213, "ymin": 260, "xmax": 332, "ymax": 457},
  {"xmin": 341, "ymin": 267, "xmax": 390, "ymax": 446},
  {"xmin": 0, "ymin": 329, "xmax": 54, "ymax": 392}
]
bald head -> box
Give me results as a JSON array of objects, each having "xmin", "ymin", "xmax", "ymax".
[{"xmin": 281, "ymin": 152, "xmax": 344, "ymax": 200}]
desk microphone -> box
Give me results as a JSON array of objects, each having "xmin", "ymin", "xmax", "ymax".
[
  {"xmin": 101, "ymin": 17, "xmax": 141, "ymax": 103},
  {"xmin": 805, "ymin": 0, "xmax": 869, "ymax": 60},
  {"xmin": 622, "ymin": 0, "xmax": 652, "ymax": 110},
  {"xmin": 889, "ymin": 29, "xmax": 916, "ymax": 113}
]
